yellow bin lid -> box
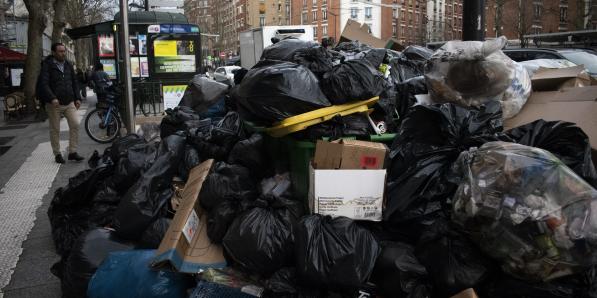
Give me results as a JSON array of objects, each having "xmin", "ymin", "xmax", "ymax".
[{"xmin": 265, "ymin": 97, "xmax": 380, "ymax": 137}]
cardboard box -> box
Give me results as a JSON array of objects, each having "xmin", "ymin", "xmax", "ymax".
[
  {"xmin": 309, "ymin": 164, "xmax": 386, "ymax": 221},
  {"xmin": 505, "ymin": 86, "xmax": 597, "ymax": 150},
  {"xmin": 531, "ymin": 65, "xmax": 591, "ymax": 91},
  {"xmin": 152, "ymin": 159, "xmax": 227, "ymax": 273},
  {"xmin": 313, "ymin": 139, "xmax": 389, "ymax": 170},
  {"xmin": 451, "ymin": 289, "xmax": 479, "ymax": 298}
]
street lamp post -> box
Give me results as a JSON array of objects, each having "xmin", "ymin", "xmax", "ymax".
[
  {"xmin": 462, "ymin": 0, "xmax": 485, "ymax": 41},
  {"xmin": 119, "ymin": 0, "xmax": 135, "ymax": 133}
]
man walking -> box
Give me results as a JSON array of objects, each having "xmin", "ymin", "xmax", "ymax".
[{"xmin": 38, "ymin": 43, "xmax": 84, "ymax": 163}]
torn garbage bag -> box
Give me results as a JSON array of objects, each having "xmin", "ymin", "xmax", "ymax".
[
  {"xmin": 112, "ymin": 135, "xmax": 185, "ymax": 240},
  {"xmin": 61, "ymin": 228, "xmax": 135, "ymax": 298},
  {"xmin": 425, "ymin": 36, "xmax": 531, "ymax": 119},
  {"xmin": 320, "ymin": 59, "xmax": 386, "ymax": 105},
  {"xmin": 199, "ymin": 162, "xmax": 257, "ymax": 211},
  {"xmin": 451, "ymin": 142, "xmax": 597, "ymax": 281},
  {"xmin": 87, "ymin": 250, "xmax": 193, "ymax": 298},
  {"xmin": 261, "ymin": 38, "xmax": 317, "ymax": 61},
  {"xmin": 178, "ymin": 75, "xmax": 229, "ymax": 113},
  {"xmin": 385, "ymin": 101, "xmax": 504, "ymax": 229},
  {"xmin": 371, "ymin": 241, "xmax": 432, "ymax": 298},
  {"xmin": 295, "ymin": 215, "xmax": 380, "ymax": 292},
  {"xmin": 415, "ymin": 220, "xmax": 492, "ymax": 296},
  {"xmin": 222, "ymin": 195, "xmax": 303, "ymax": 275},
  {"xmin": 395, "ymin": 76, "xmax": 427, "ymax": 124},
  {"xmin": 234, "ymin": 60, "xmax": 330, "ymax": 123},
  {"xmin": 506, "ymin": 120, "xmax": 597, "ymax": 188}
]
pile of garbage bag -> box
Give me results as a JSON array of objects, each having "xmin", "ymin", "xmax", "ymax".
[{"xmin": 49, "ymin": 35, "xmax": 597, "ymax": 298}]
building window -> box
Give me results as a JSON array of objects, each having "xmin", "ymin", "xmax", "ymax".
[
  {"xmin": 322, "ymin": 0, "xmax": 327, "ymax": 6},
  {"xmin": 351, "ymin": 7, "xmax": 358, "ymax": 18},
  {"xmin": 322, "ymin": 9, "xmax": 327, "ymax": 20},
  {"xmin": 313, "ymin": 0, "xmax": 317, "ymax": 7},
  {"xmin": 392, "ymin": 24, "xmax": 397, "ymax": 36},
  {"xmin": 366, "ymin": 23, "xmax": 372, "ymax": 33},
  {"xmin": 365, "ymin": 7, "xmax": 372, "ymax": 19},
  {"xmin": 314, "ymin": 27, "xmax": 318, "ymax": 38},
  {"xmin": 322, "ymin": 25, "xmax": 328, "ymax": 36},
  {"xmin": 303, "ymin": 0, "xmax": 306, "ymax": 7},
  {"xmin": 533, "ymin": 27, "xmax": 541, "ymax": 35},
  {"xmin": 401, "ymin": 26, "xmax": 405, "ymax": 36},
  {"xmin": 402, "ymin": 10, "xmax": 405, "ymax": 21},
  {"xmin": 560, "ymin": 7, "xmax": 567, "ymax": 22},
  {"xmin": 534, "ymin": 4, "xmax": 541, "ymax": 19},
  {"xmin": 393, "ymin": 8, "xmax": 398, "ymax": 18},
  {"xmin": 260, "ymin": 16, "xmax": 265, "ymax": 26},
  {"xmin": 313, "ymin": 10, "xmax": 317, "ymax": 21},
  {"xmin": 302, "ymin": 12, "xmax": 308, "ymax": 24},
  {"xmin": 278, "ymin": 4, "xmax": 281, "ymax": 11}
]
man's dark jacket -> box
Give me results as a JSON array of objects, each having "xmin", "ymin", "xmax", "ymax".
[{"xmin": 38, "ymin": 56, "xmax": 81, "ymax": 105}]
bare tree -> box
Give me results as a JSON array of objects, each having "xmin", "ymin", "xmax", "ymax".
[
  {"xmin": 52, "ymin": 0, "xmax": 66, "ymax": 43},
  {"xmin": 22, "ymin": 0, "xmax": 52, "ymax": 111}
]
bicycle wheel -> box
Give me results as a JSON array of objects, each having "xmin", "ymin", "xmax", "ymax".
[{"xmin": 85, "ymin": 108, "xmax": 121, "ymax": 144}]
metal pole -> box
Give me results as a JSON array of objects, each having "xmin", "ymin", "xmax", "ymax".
[
  {"xmin": 119, "ymin": 0, "xmax": 135, "ymax": 133},
  {"xmin": 462, "ymin": 0, "xmax": 485, "ymax": 41}
]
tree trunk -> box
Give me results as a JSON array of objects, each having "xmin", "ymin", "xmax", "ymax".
[
  {"xmin": 23, "ymin": 0, "xmax": 48, "ymax": 113},
  {"xmin": 51, "ymin": 0, "xmax": 66, "ymax": 43}
]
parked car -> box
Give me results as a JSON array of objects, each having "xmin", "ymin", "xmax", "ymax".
[
  {"xmin": 503, "ymin": 48, "xmax": 597, "ymax": 77},
  {"xmin": 213, "ymin": 66, "xmax": 241, "ymax": 86}
]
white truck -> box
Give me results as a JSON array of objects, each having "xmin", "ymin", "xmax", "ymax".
[{"xmin": 239, "ymin": 26, "xmax": 315, "ymax": 69}]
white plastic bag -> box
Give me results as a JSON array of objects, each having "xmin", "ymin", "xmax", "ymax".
[{"xmin": 425, "ymin": 36, "xmax": 531, "ymax": 119}]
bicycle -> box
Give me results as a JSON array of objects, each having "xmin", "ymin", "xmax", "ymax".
[{"xmin": 85, "ymin": 85, "xmax": 123, "ymax": 143}]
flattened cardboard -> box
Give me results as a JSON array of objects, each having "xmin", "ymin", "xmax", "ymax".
[
  {"xmin": 531, "ymin": 65, "xmax": 591, "ymax": 91},
  {"xmin": 152, "ymin": 159, "xmax": 226, "ymax": 273},
  {"xmin": 309, "ymin": 164, "xmax": 386, "ymax": 221},
  {"xmin": 505, "ymin": 86, "xmax": 597, "ymax": 150},
  {"xmin": 313, "ymin": 139, "xmax": 389, "ymax": 170},
  {"xmin": 450, "ymin": 289, "xmax": 479, "ymax": 298}
]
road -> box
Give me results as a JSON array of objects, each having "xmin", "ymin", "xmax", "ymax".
[{"xmin": 0, "ymin": 91, "xmax": 108, "ymax": 298}]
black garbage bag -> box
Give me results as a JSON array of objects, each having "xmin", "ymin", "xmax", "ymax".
[
  {"xmin": 112, "ymin": 135, "xmax": 185, "ymax": 240},
  {"xmin": 506, "ymin": 120, "xmax": 597, "ymax": 187},
  {"xmin": 481, "ymin": 267, "xmax": 597, "ymax": 298},
  {"xmin": 321, "ymin": 59, "xmax": 386, "ymax": 105},
  {"xmin": 385, "ymin": 101, "xmax": 504, "ymax": 228},
  {"xmin": 395, "ymin": 76, "xmax": 427, "ymax": 124},
  {"xmin": 233, "ymin": 68, "xmax": 248, "ymax": 85},
  {"xmin": 235, "ymin": 60, "xmax": 330, "ymax": 123},
  {"xmin": 189, "ymin": 112, "xmax": 244, "ymax": 161},
  {"xmin": 415, "ymin": 220, "xmax": 492, "ymax": 296},
  {"xmin": 291, "ymin": 46, "xmax": 335, "ymax": 77},
  {"xmin": 333, "ymin": 41, "xmax": 371, "ymax": 53},
  {"xmin": 261, "ymin": 38, "xmax": 317, "ymax": 61},
  {"xmin": 139, "ymin": 217, "xmax": 172, "ymax": 249},
  {"xmin": 373, "ymin": 85, "xmax": 399, "ymax": 133},
  {"xmin": 403, "ymin": 45, "xmax": 433, "ymax": 61},
  {"xmin": 48, "ymin": 163, "xmax": 115, "ymax": 257},
  {"xmin": 160, "ymin": 106, "xmax": 201, "ymax": 139},
  {"xmin": 223, "ymin": 196, "xmax": 303, "ymax": 276},
  {"xmin": 111, "ymin": 141, "xmax": 159, "ymax": 193},
  {"xmin": 88, "ymin": 149, "xmax": 113, "ymax": 169},
  {"xmin": 109, "ymin": 134, "xmax": 147, "ymax": 164},
  {"xmin": 88, "ymin": 181, "xmax": 121, "ymax": 228},
  {"xmin": 228, "ymin": 133, "xmax": 267, "ymax": 174},
  {"xmin": 199, "ymin": 162, "xmax": 257, "ymax": 211},
  {"xmin": 371, "ymin": 241, "xmax": 432, "ymax": 298},
  {"xmin": 362, "ymin": 48, "xmax": 389, "ymax": 68},
  {"xmin": 60, "ymin": 228, "xmax": 135, "ymax": 298},
  {"xmin": 295, "ymin": 215, "xmax": 380, "ymax": 292},
  {"xmin": 264, "ymin": 267, "xmax": 326, "ymax": 298},
  {"xmin": 178, "ymin": 145, "xmax": 201, "ymax": 181},
  {"xmin": 178, "ymin": 75, "xmax": 229, "ymax": 113},
  {"xmin": 295, "ymin": 114, "xmax": 374, "ymax": 140},
  {"xmin": 207, "ymin": 199, "xmax": 244, "ymax": 244}
]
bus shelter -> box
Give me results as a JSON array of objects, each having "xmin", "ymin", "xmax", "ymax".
[{"xmin": 66, "ymin": 11, "xmax": 202, "ymax": 117}]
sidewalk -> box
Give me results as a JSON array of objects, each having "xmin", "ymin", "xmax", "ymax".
[{"xmin": 0, "ymin": 91, "xmax": 108, "ymax": 298}]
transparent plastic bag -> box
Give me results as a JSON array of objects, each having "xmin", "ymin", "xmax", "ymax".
[
  {"xmin": 452, "ymin": 141, "xmax": 597, "ymax": 281},
  {"xmin": 425, "ymin": 37, "xmax": 531, "ymax": 119}
]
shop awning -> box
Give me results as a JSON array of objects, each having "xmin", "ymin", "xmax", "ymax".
[{"xmin": 0, "ymin": 47, "xmax": 26, "ymax": 62}]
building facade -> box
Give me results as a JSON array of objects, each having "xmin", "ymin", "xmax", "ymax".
[
  {"xmin": 426, "ymin": 0, "xmax": 462, "ymax": 42},
  {"xmin": 485, "ymin": 0, "xmax": 591, "ymax": 41}
]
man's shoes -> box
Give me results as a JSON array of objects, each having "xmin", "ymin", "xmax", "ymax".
[
  {"xmin": 68, "ymin": 152, "xmax": 85, "ymax": 162},
  {"xmin": 55, "ymin": 154, "xmax": 65, "ymax": 164}
]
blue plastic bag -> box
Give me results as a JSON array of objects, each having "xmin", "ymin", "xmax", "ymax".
[{"xmin": 88, "ymin": 250, "xmax": 192, "ymax": 298}]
